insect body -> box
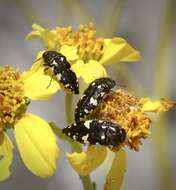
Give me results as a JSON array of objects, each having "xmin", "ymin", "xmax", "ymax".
[
  {"xmin": 63, "ymin": 77, "xmax": 127, "ymax": 149},
  {"xmin": 74, "ymin": 77, "xmax": 116, "ymax": 122},
  {"xmin": 63, "ymin": 120, "xmax": 126, "ymax": 147},
  {"xmin": 42, "ymin": 50, "xmax": 79, "ymax": 94}
]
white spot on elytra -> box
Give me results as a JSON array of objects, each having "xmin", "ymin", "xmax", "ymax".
[
  {"xmin": 60, "ymin": 57, "xmax": 64, "ymax": 61},
  {"xmin": 65, "ymin": 84, "xmax": 70, "ymax": 87},
  {"xmin": 82, "ymin": 134, "xmax": 89, "ymax": 143},
  {"xmin": 101, "ymin": 125, "xmax": 106, "ymax": 129},
  {"xmin": 111, "ymin": 127, "xmax": 116, "ymax": 132},
  {"xmin": 84, "ymin": 120, "xmax": 91, "ymax": 129},
  {"xmin": 57, "ymin": 73, "xmax": 62, "ymax": 80},
  {"xmin": 84, "ymin": 109, "xmax": 89, "ymax": 113},
  {"xmin": 52, "ymin": 60, "xmax": 58, "ymax": 66},
  {"xmin": 97, "ymin": 85, "xmax": 102, "ymax": 89},
  {"xmin": 73, "ymin": 135, "xmax": 77, "ymax": 140},
  {"xmin": 90, "ymin": 97, "xmax": 98, "ymax": 106},
  {"xmin": 100, "ymin": 92, "xmax": 105, "ymax": 97},
  {"xmin": 101, "ymin": 135, "xmax": 105, "ymax": 140}
]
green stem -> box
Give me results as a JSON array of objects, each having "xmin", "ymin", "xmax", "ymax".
[
  {"xmin": 80, "ymin": 175, "xmax": 95, "ymax": 190},
  {"xmin": 152, "ymin": 0, "xmax": 176, "ymax": 189},
  {"xmin": 65, "ymin": 93, "xmax": 74, "ymax": 125},
  {"xmin": 65, "ymin": 93, "xmax": 94, "ymax": 190}
]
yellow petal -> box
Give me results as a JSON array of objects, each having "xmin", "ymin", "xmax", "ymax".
[
  {"xmin": 100, "ymin": 38, "xmax": 141, "ymax": 65},
  {"xmin": 66, "ymin": 146, "xmax": 107, "ymax": 176},
  {"xmin": 22, "ymin": 51, "xmax": 45, "ymax": 79},
  {"xmin": 80, "ymin": 60, "xmax": 107, "ymax": 84},
  {"xmin": 71, "ymin": 60, "xmax": 85, "ymax": 78},
  {"xmin": 25, "ymin": 24, "xmax": 45, "ymax": 40},
  {"xmin": 104, "ymin": 149, "xmax": 127, "ymax": 190},
  {"xmin": 30, "ymin": 24, "xmax": 46, "ymax": 32},
  {"xmin": 60, "ymin": 45, "xmax": 79, "ymax": 62},
  {"xmin": 0, "ymin": 132, "xmax": 14, "ymax": 181},
  {"xmin": 14, "ymin": 113, "xmax": 59, "ymax": 177},
  {"xmin": 26, "ymin": 24, "xmax": 57, "ymax": 49},
  {"xmin": 141, "ymin": 98, "xmax": 176, "ymax": 112},
  {"xmin": 22, "ymin": 61, "xmax": 61, "ymax": 100},
  {"xmin": 26, "ymin": 30, "xmax": 41, "ymax": 40}
]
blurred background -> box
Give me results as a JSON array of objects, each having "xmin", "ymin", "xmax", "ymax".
[{"xmin": 0, "ymin": 0, "xmax": 175, "ymax": 189}]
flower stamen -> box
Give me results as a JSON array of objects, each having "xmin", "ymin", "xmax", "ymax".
[
  {"xmin": 0, "ymin": 66, "xmax": 28, "ymax": 130},
  {"xmin": 94, "ymin": 90, "xmax": 151, "ymax": 151},
  {"xmin": 55, "ymin": 23, "xmax": 105, "ymax": 62}
]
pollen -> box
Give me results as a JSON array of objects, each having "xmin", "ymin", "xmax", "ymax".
[
  {"xmin": 94, "ymin": 90, "xmax": 151, "ymax": 151},
  {"xmin": 0, "ymin": 66, "xmax": 27, "ymax": 130},
  {"xmin": 55, "ymin": 23, "xmax": 105, "ymax": 62}
]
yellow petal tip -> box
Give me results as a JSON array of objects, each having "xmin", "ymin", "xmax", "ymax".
[{"xmin": 67, "ymin": 146, "xmax": 107, "ymax": 176}]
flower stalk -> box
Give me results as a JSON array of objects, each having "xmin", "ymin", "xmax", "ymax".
[{"xmin": 65, "ymin": 93, "xmax": 94, "ymax": 190}]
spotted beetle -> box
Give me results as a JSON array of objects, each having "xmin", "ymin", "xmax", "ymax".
[
  {"xmin": 42, "ymin": 50, "xmax": 79, "ymax": 94},
  {"xmin": 63, "ymin": 119, "xmax": 126, "ymax": 148},
  {"xmin": 74, "ymin": 77, "xmax": 116, "ymax": 122}
]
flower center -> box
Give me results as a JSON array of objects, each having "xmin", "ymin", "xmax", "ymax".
[
  {"xmin": 55, "ymin": 23, "xmax": 105, "ymax": 62},
  {"xmin": 93, "ymin": 90, "xmax": 151, "ymax": 151},
  {"xmin": 0, "ymin": 66, "xmax": 28, "ymax": 131}
]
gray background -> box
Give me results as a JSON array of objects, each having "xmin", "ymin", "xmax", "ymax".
[{"xmin": 0, "ymin": 0, "xmax": 175, "ymax": 189}]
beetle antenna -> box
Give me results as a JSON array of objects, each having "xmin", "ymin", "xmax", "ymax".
[
  {"xmin": 34, "ymin": 57, "xmax": 42, "ymax": 63},
  {"xmin": 118, "ymin": 83, "xmax": 126, "ymax": 89}
]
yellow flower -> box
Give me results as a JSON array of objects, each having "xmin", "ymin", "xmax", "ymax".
[
  {"xmin": 67, "ymin": 146, "xmax": 107, "ymax": 176},
  {"xmin": 23, "ymin": 25, "xmax": 142, "ymax": 178},
  {"xmin": 65, "ymin": 89, "xmax": 175, "ymax": 189},
  {"xmin": 0, "ymin": 66, "xmax": 59, "ymax": 181},
  {"xmin": 26, "ymin": 23, "xmax": 141, "ymax": 84}
]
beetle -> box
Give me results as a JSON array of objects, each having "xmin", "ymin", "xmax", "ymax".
[
  {"xmin": 62, "ymin": 119, "xmax": 126, "ymax": 148},
  {"xmin": 42, "ymin": 50, "xmax": 79, "ymax": 94},
  {"xmin": 74, "ymin": 77, "xmax": 116, "ymax": 122}
]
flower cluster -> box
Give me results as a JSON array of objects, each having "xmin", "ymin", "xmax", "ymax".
[
  {"xmin": 93, "ymin": 90, "xmax": 176, "ymax": 151},
  {"xmin": 0, "ymin": 66, "xmax": 26, "ymax": 129},
  {"xmin": 0, "ymin": 23, "xmax": 175, "ymax": 190},
  {"xmin": 26, "ymin": 23, "xmax": 140, "ymax": 85},
  {"xmin": 0, "ymin": 66, "xmax": 59, "ymax": 181},
  {"xmin": 0, "ymin": 23, "xmax": 141, "ymax": 184},
  {"xmin": 66, "ymin": 90, "xmax": 176, "ymax": 182}
]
